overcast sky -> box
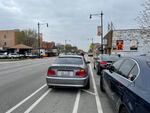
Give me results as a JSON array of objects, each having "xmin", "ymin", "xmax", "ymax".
[{"xmin": 0, "ymin": 0, "xmax": 144, "ymax": 51}]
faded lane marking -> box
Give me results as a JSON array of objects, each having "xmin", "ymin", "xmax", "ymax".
[{"xmin": 81, "ymin": 89, "xmax": 95, "ymax": 96}]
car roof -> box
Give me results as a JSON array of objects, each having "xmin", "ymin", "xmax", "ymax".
[{"xmin": 59, "ymin": 55, "xmax": 83, "ymax": 58}]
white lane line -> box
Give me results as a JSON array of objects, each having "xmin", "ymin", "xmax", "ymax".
[
  {"xmin": 6, "ymin": 84, "xmax": 47, "ymax": 113},
  {"xmin": 72, "ymin": 90, "xmax": 81, "ymax": 113},
  {"xmin": 24, "ymin": 88, "xmax": 52, "ymax": 113},
  {"xmin": 81, "ymin": 89, "xmax": 95, "ymax": 96},
  {"xmin": 90, "ymin": 65, "xmax": 104, "ymax": 113}
]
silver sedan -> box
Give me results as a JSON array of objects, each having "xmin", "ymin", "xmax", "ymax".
[{"xmin": 46, "ymin": 55, "xmax": 90, "ymax": 89}]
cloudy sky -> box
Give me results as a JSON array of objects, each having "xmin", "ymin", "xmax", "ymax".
[{"xmin": 0, "ymin": 0, "xmax": 144, "ymax": 51}]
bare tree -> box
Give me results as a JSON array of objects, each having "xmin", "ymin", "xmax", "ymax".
[{"xmin": 137, "ymin": 0, "xmax": 150, "ymax": 29}]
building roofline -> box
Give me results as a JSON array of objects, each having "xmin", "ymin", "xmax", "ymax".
[
  {"xmin": 0, "ymin": 29, "xmax": 20, "ymax": 32},
  {"xmin": 104, "ymin": 30, "xmax": 113, "ymax": 39},
  {"xmin": 113, "ymin": 28, "xmax": 150, "ymax": 31}
]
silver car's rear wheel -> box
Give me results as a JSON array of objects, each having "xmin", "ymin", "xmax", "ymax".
[
  {"xmin": 84, "ymin": 79, "xmax": 90, "ymax": 89},
  {"xmin": 48, "ymin": 85, "xmax": 54, "ymax": 88},
  {"xmin": 100, "ymin": 76, "xmax": 105, "ymax": 92}
]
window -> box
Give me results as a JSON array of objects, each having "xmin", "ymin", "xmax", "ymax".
[
  {"xmin": 119, "ymin": 59, "xmax": 135, "ymax": 78},
  {"xmin": 55, "ymin": 57, "xmax": 83, "ymax": 65},
  {"xmin": 113, "ymin": 59, "xmax": 124, "ymax": 72},
  {"xmin": 128, "ymin": 65, "xmax": 139, "ymax": 81},
  {"xmin": 4, "ymin": 42, "xmax": 6, "ymax": 46},
  {"xmin": 4, "ymin": 35, "xmax": 6, "ymax": 39},
  {"xmin": 146, "ymin": 61, "xmax": 150, "ymax": 68}
]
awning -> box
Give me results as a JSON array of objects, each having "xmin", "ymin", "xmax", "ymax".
[{"xmin": 10, "ymin": 44, "xmax": 32, "ymax": 49}]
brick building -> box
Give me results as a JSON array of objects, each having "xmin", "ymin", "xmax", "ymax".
[
  {"xmin": 42, "ymin": 41, "xmax": 55, "ymax": 50},
  {"xmin": 0, "ymin": 29, "xmax": 18, "ymax": 50}
]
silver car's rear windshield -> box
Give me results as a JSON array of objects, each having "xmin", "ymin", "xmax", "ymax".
[{"xmin": 55, "ymin": 57, "xmax": 83, "ymax": 65}]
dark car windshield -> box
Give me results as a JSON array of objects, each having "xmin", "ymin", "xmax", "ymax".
[
  {"xmin": 55, "ymin": 57, "xmax": 83, "ymax": 65},
  {"xmin": 99, "ymin": 54, "xmax": 120, "ymax": 61},
  {"xmin": 109, "ymin": 55, "xmax": 120, "ymax": 61}
]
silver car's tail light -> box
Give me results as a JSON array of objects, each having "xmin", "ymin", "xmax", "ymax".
[
  {"xmin": 75, "ymin": 69, "xmax": 86, "ymax": 77},
  {"xmin": 47, "ymin": 69, "xmax": 56, "ymax": 76}
]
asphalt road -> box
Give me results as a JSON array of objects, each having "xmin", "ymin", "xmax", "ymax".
[{"xmin": 0, "ymin": 57, "xmax": 116, "ymax": 113}]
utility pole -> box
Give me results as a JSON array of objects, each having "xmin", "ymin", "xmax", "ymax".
[
  {"xmin": 101, "ymin": 11, "xmax": 104, "ymax": 54},
  {"xmin": 90, "ymin": 11, "xmax": 104, "ymax": 54},
  {"xmin": 37, "ymin": 22, "xmax": 48, "ymax": 58},
  {"xmin": 38, "ymin": 22, "xmax": 40, "ymax": 57}
]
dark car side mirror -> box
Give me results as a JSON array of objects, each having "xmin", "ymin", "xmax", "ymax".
[{"xmin": 107, "ymin": 65, "xmax": 115, "ymax": 73}]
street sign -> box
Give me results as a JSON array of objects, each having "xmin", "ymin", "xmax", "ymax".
[{"xmin": 97, "ymin": 26, "xmax": 101, "ymax": 36}]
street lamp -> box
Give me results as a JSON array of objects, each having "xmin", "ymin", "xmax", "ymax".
[
  {"xmin": 37, "ymin": 22, "xmax": 48, "ymax": 57},
  {"xmin": 90, "ymin": 11, "xmax": 104, "ymax": 54}
]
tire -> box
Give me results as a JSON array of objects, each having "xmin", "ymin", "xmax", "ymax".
[
  {"xmin": 94, "ymin": 62, "xmax": 96, "ymax": 70},
  {"xmin": 96, "ymin": 65, "xmax": 101, "ymax": 75},
  {"xmin": 97, "ymin": 68, "xmax": 100, "ymax": 75},
  {"xmin": 119, "ymin": 106, "xmax": 129, "ymax": 113},
  {"xmin": 84, "ymin": 79, "xmax": 90, "ymax": 89},
  {"xmin": 48, "ymin": 85, "xmax": 53, "ymax": 88},
  {"xmin": 100, "ymin": 76, "xmax": 105, "ymax": 92}
]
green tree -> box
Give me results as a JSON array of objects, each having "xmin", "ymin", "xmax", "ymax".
[
  {"xmin": 15, "ymin": 31, "xmax": 26, "ymax": 44},
  {"xmin": 89, "ymin": 43, "xmax": 94, "ymax": 52},
  {"xmin": 65, "ymin": 44, "xmax": 72, "ymax": 52},
  {"xmin": 137, "ymin": 0, "xmax": 150, "ymax": 29}
]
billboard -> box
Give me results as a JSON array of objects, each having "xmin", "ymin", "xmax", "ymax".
[
  {"xmin": 97, "ymin": 26, "xmax": 101, "ymax": 36},
  {"xmin": 116, "ymin": 40, "xmax": 124, "ymax": 50}
]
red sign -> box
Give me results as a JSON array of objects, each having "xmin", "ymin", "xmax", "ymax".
[{"xmin": 116, "ymin": 40, "xmax": 123, "ymax": 50}]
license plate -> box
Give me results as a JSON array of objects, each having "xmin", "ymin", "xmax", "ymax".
[{"xmin": 57, "ymin": 71, "xmax": 73, "ymax": 76}]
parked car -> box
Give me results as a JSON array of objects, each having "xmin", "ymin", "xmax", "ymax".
[
  {"xmin": 0, "ymin": 53, "xmax": 7, "ymax": 58},
  {"xmin": 8, "ymin": 53, "xmax": 20, "ymax": 59},
  {"xmin": 100, "ymin": 56, "xmax": 150, "ymax": 113},
  {"xmin": 25, "ymin": 53, "xmax": 38, "ymax": 58},
  {"xmin": 19, "ymin": 54, "xmax": 25, "ymax": 58},
  {"xmin": 88, "ymin": 52, "xmax": 93, "ymax": 57},
  {"xmin": 46, "ymin": 55, "xmax": 90, "ymax": 89},
  {"xmin": 94, "ymin": 54, "xmax": 120, "ymax": 75}
]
